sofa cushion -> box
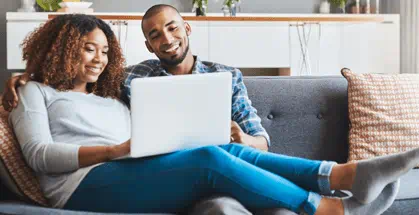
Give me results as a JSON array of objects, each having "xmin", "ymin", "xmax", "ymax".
[
  {"xmin": 397, "ymin": 169, "xmax": 419, "ymax": 200},
  {"xmin": 0, "ymin": 107, "xmax": 49, "ymax": 206},
  {"xmin": 188, "ymin": 196, "xmax": 252, "ymax": 215},
  {"xmin": 383, "ymin": 198, "xmax": 419, "ymax": 215},
  {"xmin": 0, "ymin": 201, "xmax": 173, "ymax": 215},
  {"xmin": 341, "ymin": 69, "xmax": 419, "ymax": 164},
  {"xmin": 244, "ymin": 76, "xmax": 349, "ymax": 162}
]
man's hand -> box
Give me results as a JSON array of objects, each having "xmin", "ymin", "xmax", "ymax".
[
  {"xmin": 230, "ymin": 121, "xmax": 252, "ymax": 146},
  {"xmin": 230, "ymin": 121, "xmax": 268, "ymax": 151},
  {"xmin": 2, "ymin": 73, "xmax": 31, "ymax": 112}
]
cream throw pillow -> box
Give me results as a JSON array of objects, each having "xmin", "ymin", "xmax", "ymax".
[{"xmin": 342, "ymin": 69, "xmax": 419, "ymax": 163}]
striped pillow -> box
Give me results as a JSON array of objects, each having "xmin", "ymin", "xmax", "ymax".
[
  {"xmin": 342, "ymin": 69, "xmax": 419, "ymax": 164},
  {"xmin": 0, "ymin": 106, "xmax": 49, "ymax": 206}
]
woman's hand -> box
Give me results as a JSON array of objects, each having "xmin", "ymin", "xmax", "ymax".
[
  {"xmin": 78, "ymin": 140, "xmax": 131, "ymax": 168},
  {"xmin": 108, "ymin": 139, "xmax": 131, "ymax": 159},
  {"xmin": 2, "ymin": 73, "xmax": 31, "ymax": 111}
]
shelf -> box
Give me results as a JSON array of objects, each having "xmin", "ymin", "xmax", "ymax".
[{"xmin": 6, "ymin": 12, "xmax": 398, "ymax": 24}]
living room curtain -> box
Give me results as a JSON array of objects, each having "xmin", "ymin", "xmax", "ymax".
[{"xmin": 400, "ymin": 0, "xmax": 419, "ymax": 74}]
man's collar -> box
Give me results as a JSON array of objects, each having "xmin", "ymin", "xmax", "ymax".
[
  {"xmin": 191, "ymin": 56, "xmax": 207, "ymax": 74},
  {"xmin": 156, "ymin": 55, "xmax": 207, "ymax": 75}
]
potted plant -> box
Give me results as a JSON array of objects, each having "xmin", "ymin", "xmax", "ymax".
[
  {"xmin": 18, "ymin": 0, "xmax": 36, "ymax": 12},
  {"xmin": 192, "ymin": 0, "xmax": 208, "ymax": 16},
  {"xmin": 328, "ymin": 0, "xmax": 347, "ymax": 13},
  {"xmin": 223, "ymin": 0, "xmax": 241, "ymax": 16}
]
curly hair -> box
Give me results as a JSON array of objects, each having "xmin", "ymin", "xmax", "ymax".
[{"xmin": 21, "ymin": 14, "xmax": 125, "ymax": 99}]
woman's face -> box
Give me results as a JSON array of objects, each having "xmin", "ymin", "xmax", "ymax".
[{"xmin": 75, "ymin": 27, "xmax": 109, "ymax": 85}]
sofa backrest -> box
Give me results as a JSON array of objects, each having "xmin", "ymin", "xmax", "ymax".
[{"xmin": 244, "ymin": 76, "xmax": 349, "ymax": 163}]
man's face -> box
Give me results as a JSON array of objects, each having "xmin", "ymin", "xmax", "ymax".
[{"xmin": 142, "ymin": 9, "xmax": 191, "ymax": 66}]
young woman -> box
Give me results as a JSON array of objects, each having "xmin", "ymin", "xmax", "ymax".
[{"xmin": 8, "ymin": 13, "xmax": 419, "ymax": 215}]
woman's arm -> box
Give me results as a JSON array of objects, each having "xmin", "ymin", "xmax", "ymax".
[
  {"xmin": 78, "ymin": 140, "xmax": 130, "ymax": 168},
  {"xmin": 9, "ymin": 82, "xmax": 130, "ymax": 173}
]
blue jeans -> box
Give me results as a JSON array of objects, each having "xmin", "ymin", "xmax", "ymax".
[{"xmin": 64, "ymin": 144, "xmax": 336, "ymax": 215}]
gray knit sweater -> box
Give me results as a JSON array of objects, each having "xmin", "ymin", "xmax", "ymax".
[{"xmin": 9, "ymin": 81, "xmax": 131, "ymax": 208}]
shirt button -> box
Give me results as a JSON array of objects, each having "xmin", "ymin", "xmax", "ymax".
[
  {"xmin": 317, "ymin": 113, "xmax": 323, "ymax": 119},
  {"xmin": 267, "ymin": 114, "xmax": 274, "ymax": 120}
]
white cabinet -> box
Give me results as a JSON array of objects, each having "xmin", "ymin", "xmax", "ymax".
[
  {"xmin": 6, "ymin": 19, "xmax": 151, "ymax": 69},
  {"xmin": 188, "ymin": 21, "xmax": 209, "ymax": 61},
  {"xmin": 317, "ymin": 23, "xmax": 343, "ymax": 76},
  {"xmin": 7, "ymin": 21, "xmax": 45, "ymax": 70},
  {"xmin": 208, "ymin": 22, "xmax": 290, "ymax": 68},
  {"xmin": 122, "ymin": 20, "xmax": 156, "ymax": 66},
  {"xmin": 106, "ymin": 20, "xmax": 157, "ymax": 67},
  {"xmin": 6, "ymin": 13, "xmax": 400, "ymax": 75},
  {"xmin": 290, "ymin": 23, "xmax": 346, "ymax": 76},
  {"xmin": 289, "ymin": 23, "xmax": 322, "ymax": 76},
  {"xmin": 289, "ymin": 21, "xmax": 400, "ymax": 76},
  {"xmin": 342, "ymin": 22, "xmax": 400, "ymax": 74}
]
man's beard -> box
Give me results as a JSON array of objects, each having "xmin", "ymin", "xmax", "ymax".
[{"xmin": 159, "ymin": 40, "xmax": 190, "ymax": 67}]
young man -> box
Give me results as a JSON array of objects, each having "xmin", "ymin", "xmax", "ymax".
[{"xmin": 127, "ymin": 4, "xmax": 270, "ymax": 151}]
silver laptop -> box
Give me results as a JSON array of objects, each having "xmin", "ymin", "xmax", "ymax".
[{"xmin": 130, "ymin": 72, "xmax": 232, "ymax": 158}]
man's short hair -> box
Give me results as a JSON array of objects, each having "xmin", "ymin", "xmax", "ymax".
[{"xmin": 141, "ymin": 4, "xmax": 182, "ymax": 36}]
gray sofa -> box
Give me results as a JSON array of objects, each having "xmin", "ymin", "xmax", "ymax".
[{"xmin": 1, "ymin": 76, "xmax": 418, "ymax": 215}]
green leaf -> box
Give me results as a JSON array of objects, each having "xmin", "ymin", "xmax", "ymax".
[
  {"xmin": 36, "ymin": 0, "xmax": 62, "ymax": 11},
  {"xmin": 192, "ymin": 0, "xmax": 208, "ymax": 8},
  {"xmin": 328, "ymin": 0, "xmax": 346, "ymax": 7}
]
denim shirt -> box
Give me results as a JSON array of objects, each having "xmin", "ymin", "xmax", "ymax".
[{"xmin": 123, "ymin": 56, "xmax": 270, "ymax": 146}]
